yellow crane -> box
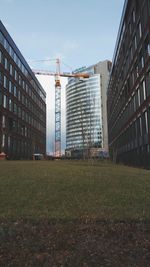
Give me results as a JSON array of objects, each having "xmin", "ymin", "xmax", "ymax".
[{"xmin": 33, "ymin": 58, "xmax": 89, "ymax": 157}]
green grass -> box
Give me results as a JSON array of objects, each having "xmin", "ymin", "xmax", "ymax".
[{"xmin": 0, "ymin": 160, "xmax": 150, "ymax": 221}]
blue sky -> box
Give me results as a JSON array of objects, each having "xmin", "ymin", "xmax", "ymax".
[
  {"xmin": 0, "ymin": 0, "xmax": 125, "ymax": 154},
  {"xmin": 0, "ymin": 0, "xmax": 124, "ymax": 70}
]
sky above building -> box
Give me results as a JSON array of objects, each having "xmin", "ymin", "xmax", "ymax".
[
  {"xmin": 0, "ymin": 0, "xmax": 125, "ymax": 154},
  {"xmin": 0, "ymin": 0, "xmax": 124, "ymax": 69}
]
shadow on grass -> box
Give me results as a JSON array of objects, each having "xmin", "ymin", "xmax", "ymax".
[{"xmin": 0, "ymin": 218, "xmax": 150, "ymax": 267}]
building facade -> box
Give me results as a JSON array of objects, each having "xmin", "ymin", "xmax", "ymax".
[
  {"xmin": 107, "ymin": 0, "xmax": 150, "ymax": 167},
  {"xmin": 0, "ymin": 21, "xmax": 46, "ymax": 159},
  {"xmin": 66, "ymin": 61, "xmax": 111, "ymax": 158}
]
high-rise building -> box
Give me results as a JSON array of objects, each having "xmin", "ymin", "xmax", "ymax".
[
  {"xmin": 107, "ymin": 0, "xmax": 150, "ymax": 167},
  {"xmin": 0, "ymin": 21, "xmax": 46, "ymax": 159},
  {"xmin": 66, "ymin": 60, "xmax": 111, "ymax": 158}
]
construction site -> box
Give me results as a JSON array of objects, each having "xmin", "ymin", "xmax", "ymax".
[
  {"xmin": 33, "ymin": 58, "xmax": 111, "ymax": 160},
  {"xmin": 0, "ymin": 19, "xmax": 110, "ymax": 161}
]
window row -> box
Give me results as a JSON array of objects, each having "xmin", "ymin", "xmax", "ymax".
[
  {"xmin": 109, "ymin": 70, "xmax": 150, "ymax": 132},
  {"xmin": 0, "ymin": 31, "xmax": 46, "ymax": 102},
  {"xmin": 0, "ymin": 69, "xmax": 45, "ymax": 110},
  {"xmin": 1, "ymin": 97, "xmax": 45, "ymax": 133},
  {"xmin": 0, "ymin": 72, "xmax": 45, "ymax": 111},
  {"xmin": 115, "ymin": 109, "xmax": 150, "ymax": 155},
  {"xmin": 1, "ymin": 134, "xmax": 33, "ymax": 157}
]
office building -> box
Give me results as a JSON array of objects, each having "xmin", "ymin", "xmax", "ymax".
[
  {"xmin": 107, "ymin": 0, "xmax": 150, "ymax": 167},
  {"xmin": 0, "ymin": 21, "xmax": 46, "ymax": 159},
  {"xmin": 66, "ymin": 60, "xmax": 111, "ymax": 158}
]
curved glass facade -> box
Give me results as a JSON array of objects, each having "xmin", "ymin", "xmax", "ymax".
[{"xmin": 66, "ymin": 73, "xmax": 103, "ymax": 150}]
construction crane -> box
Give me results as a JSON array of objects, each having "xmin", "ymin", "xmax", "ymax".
[{"xmin": 33, "ymin": 58, "xmax": 89, "ymax": 157}]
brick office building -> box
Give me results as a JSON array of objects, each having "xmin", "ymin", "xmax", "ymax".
[
  {"xmin": 107, "ymin": 0, "xmax": 150, "ymax": 167},
  {"xmin": 0, "ymin": 21, "xmax": 46, "ymax": 159}
]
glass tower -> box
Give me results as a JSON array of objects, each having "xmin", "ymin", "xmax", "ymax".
[{"xmin": 66, "ymin": 61, "xmax": 110, "ymax": 157}]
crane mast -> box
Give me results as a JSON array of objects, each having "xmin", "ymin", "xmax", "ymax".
[
  {"xmin": 33, "ymin": 59, "xmax": 89, "ymax": 157},
  {"xmin": 55, "ymin": 59, "xmax": 61, "ymax": 157}
]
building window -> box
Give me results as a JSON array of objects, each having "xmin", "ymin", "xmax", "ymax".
[
  {"xmin": 4, "ymin": 75, "xmax": 7, "ymax": 89},
  {"xmin": 14, "ymin": 103, "xmax": 17, "ymax": 114},
  {"xmin": 138, "ymin": 88, "xmax": 140, "ymax": 106},
  {"xmin": 14, "ymin": 69, "xmax": 17, "ymax": 81},
  {"xmin": 9, "ymin": 80, "xmax": 12, "ymax": 93},
  {"xmin": 18, "ymin": 90, "xmax": 21, "ymax": 101},
  {"xmin": 142, "ymin": 80, "xmax": 146, "ymax": 100},
  {"xmin": 22, "ymin": 80, "xmax": 25, "ymax": 90},
  {"xmin": 141, "ymin": 56, "xmax": 144, "ymax": 68},
  {"xmin": 132, "ymin": 9, "xmax": 135, "ymax": 23},
  {"xmin": 140, "ymin": 117, "xmax": 142, "ymax": 136},
  {"xmin": 0, "ymin": 50, "xmax": 2, "ymax": 63},
  {"xmin": 148, "ymin": 44, "xmax": 150, "ymax": 56},
  {"xmin": 138, "ymin": 21, "xmax": 142, "ymax": 38},
  {"xmin": 4, "ymin": 58, "xmax": 8, "ymax": 70},
  {"xmin": 10, "ymin": 47, "xmax": 14, "ymax": 59},
  {"xmin": 14, "ymin": 53, "xmax": 17, "ymax": 64},
  {"xmin": 9, "ymin": 98, "xmax": 12, "ymax": 111},
  {"xmin": 145, "ymin": 111, "xmax": 149, "ymax": 134},
  {"xmin": 136, "ymin": 64, "xmax": 139, "ymax": 78},
  {"xmin": 22, "ymin": 94, "xmax": 24, "ymax": 105},
  {"xmin": 10, "ymin": 64, "xmax": 13, "ymax": 75},
  {"xmin": 18, "ymin": 58, "xmax": 21, "ymax": 68},
  {"xmin": 25, "ymin": 126, "xmax": 27, "ymax": 137},
  {"xmin": 4, "ymin": 39, "xmax": 6, "ymax": 49},
  {"xmin": 133, "ymin": 94, "xmax": 136, "ymax": 111},
  {"xmin": 0, "ymin": 71, "xmax": 2, "ymax": 85},
  {"xmin": 2, "ymin": 115, "xmax": 6, "ymax": 128},
  {"xmin": 0, "ymin": 90, "xmax": 2, "ymax": 106},
  {"xmin": 3, "ymin": 95, "xmax": 7, "ymax": 108},
  {"xmin": 14, "ymin": 86, "xmax": 17, "ymax": 97},
  {"xmin": 129, "ymin": 22, "xmax": 132, "ymax": 35},
  {"xmin": 2, "ymin": 134, "xmax": 5, "ymax": 148},
  {"xmin": 4, "ymin": 39, "xmax": 10, "ymax": 54},
  {"xmin": 144, "ymin": 35, "xmax": 150, "ymax": 57},
  {"xmin": 134, "ymin": 35, "xmax": 137, "ymax": 50},
  {"xmin": 146, "ymin": 71, "xmax": 150, "ymax": 96},
  {"xmin": 8, "ymin": 136, "xmax": 11, "ymax": 148},
  {"xmin": 26, "ymin": 84, "xmax": 28, "ymax": 93},
  {"xmin": 19, "ymin": 75, "xmax": 21, "ymax": 86},
  {"xmin": 0, "ymin": 31, "xmax": 4, "ymax": 45},
  {"xmin": 9, "ymin": 45, "xmax": 12, "ymax": 57},
  {"xmin": 22, "ymin": 109, "xmax": 25, "ymax": 120},
  {"xmin": 18, "ymin": 106, "xmax": 21, "ymax": 118}
]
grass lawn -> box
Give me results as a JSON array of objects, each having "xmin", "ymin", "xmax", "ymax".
[
  {"xmin": 0, "ymin": 160, "xmax": 150, "ymax": 221},
  {"xmin": 0, "ymin": 160, "xmax": 150, "ymax": 266}
]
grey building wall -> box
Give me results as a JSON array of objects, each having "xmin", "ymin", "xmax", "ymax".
[{"xmin": 94, "ymin": 61, "xmax": 111, "ymax": 151}]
